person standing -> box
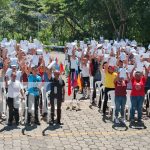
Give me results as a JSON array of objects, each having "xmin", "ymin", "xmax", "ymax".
[
  {"xmin": 49, "ymin": 70, "xmax": 65, "ymax": 125},
  {"xmin": 42, "ymin": 66, "xmax": 53, "ymax": 119},
  {"xmin": 6, "ymin": 72, "xmax": 24, "ymax": 126},
  {"xmin": 90, "ymin": 56, "xmax": 102, "ymax": 105},
  {"xmin": 26, "ymin": 65, "xmax": 42, "ymax": 125},
  {"xmin": 80, "ymin": 57, "xmax": 90, "ymax": 98},
  {"xmin": 103, "ymin": 63, "xmax": 117, "ymax": 116},
  {"xmin": 130, "ymin": 65, "xmax": 148, "ymax": 125},
  {"xmin": 114, "ymin": 73, "xmax": 129, "ymax": 124}
]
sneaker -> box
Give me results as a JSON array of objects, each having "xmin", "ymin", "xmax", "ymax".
[
  {"xmin": 138, "ymin": 120, "xmax": 143, "ymax": 126},
  {"xmin": 57, "ymin": 121, "xmax": 64, "ymax": 125},
  {"xmin": 114, "ymin": 118, "xmax": 120, "ymax": 124},
  {"xmin": 120, "ymin": 118, "xmax": 126, "ymax": 124},
  {"xmin": 130, "ymin": 120, "xmax": 134, "ymax": 126}
]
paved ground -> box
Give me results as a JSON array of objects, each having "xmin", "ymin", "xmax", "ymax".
[
  {"xmin": 0, "ymin": 52, "xmax": 150, "ymax": 150},
  {"xmin": 0, "ymin": 101, "xmax": 150, "ymax": 150}
]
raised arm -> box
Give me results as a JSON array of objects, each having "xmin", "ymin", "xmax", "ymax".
[
  {"xmin": 144, "ymin": 65, "xmax": 148, "ymax": 79},
  {"xmin": 104, "ymin": 58, "xmax": 111, "ymax": 73},
  {"xmin": 130, "ymin": 65, "xmax": 136, "ymax": 80},
  {"xmin": 24, "ymin": 64, "xmax": 31, "ymax": 76}
]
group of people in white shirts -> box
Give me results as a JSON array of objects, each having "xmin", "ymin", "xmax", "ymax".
[
  {"xmin": 65, "ymin": 38, "xmax": 150, "ymax": 126},
  {"xmin": 0, "ymin": 37, "xmax": 150, "ymax": 127},
  {"xmin": 0, "ymin": 38, "xmax": 65, "ymax": 126}
]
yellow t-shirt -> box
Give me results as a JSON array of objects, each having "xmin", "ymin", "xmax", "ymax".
[{"xmin": 104, "ymin": 71, "xmax": 117, "ymax": 88}]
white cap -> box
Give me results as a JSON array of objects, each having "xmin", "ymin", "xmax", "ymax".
[{"xmin": 36, "ymin": 49, "xmax": 43, "ymax": 55}]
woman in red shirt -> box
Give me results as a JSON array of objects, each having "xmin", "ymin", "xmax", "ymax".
[{"xmin": 130, "ymin": 66, "xmax": 148, "ymax": 125}]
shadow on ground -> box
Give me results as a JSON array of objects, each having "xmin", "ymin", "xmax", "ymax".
[{"xmin": 42, "ymin": 123, "xmax": 62, "ymax": 136}]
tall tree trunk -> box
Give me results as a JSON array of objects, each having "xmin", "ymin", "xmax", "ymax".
[{"xmin": 104, "ymin": 0, "xmax": 118, "ymax": 38}]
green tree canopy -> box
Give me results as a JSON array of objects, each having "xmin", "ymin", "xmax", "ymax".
[{"xmin": 0, "ymin": 0, "xmax": 149, "ymax": 45}]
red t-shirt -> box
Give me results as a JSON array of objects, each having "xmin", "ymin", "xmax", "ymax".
[
  {"xmin": 131, "ymin": 76, "xmax": 146, "ymax": 96},
  {"xmin": 115, "ymin": 80, "xmax": 127, "ymax": 96}
]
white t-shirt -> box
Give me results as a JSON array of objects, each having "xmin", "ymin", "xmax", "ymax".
[
  {"xmin": 81, "ymin": 63, "xmax": 90, "ymax": 77},
  {"xmin": 70, "ymin": 57, "xmax": 78, "ymax": 70},
  {"xmin": 5, "ymin": 68, "xmax": 22, "ymax": 81},
  {"xmin": 7, "ymin": 80, "xmax": 23, "ymax": 98},
  {"xmin": 68, "ymin": 49, "xmax": 72, "ymax": 56}
]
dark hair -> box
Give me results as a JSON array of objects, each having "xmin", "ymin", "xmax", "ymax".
[
  {"xmin": 135, "ymin": 71, "xmax": 142, "ymax": 76},
  {"xmin": 103, "ymin": 62, "xmax": 107, "ymax": 66}
]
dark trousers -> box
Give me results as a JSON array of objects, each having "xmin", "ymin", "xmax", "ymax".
[
  {"xmin": 92, "ymin": 80, "xmax": 97, "ymax": 102},
  {"xmin": 27, "ymin": 95, "xmax": 39, "ymax": 123},
  {"xmin": 98, "ymin": 86, "xmax": 104, "ymax": 108},
  {"xmin": 103, "ymin": 88, "xmax": 115, "ymax": 114},
  {"xmin": 92, "ymin": 80, "xmax": 103, "ymax": 104},
  {"xmin": 145, "ymin": 87, "xmax": 150, "ymax": 109},
  {"xmin": 50, "ymin": 98, "xmax": 62, "ymax": 122},
  {"xmin": 7, "ymin": 97, "xmax": 19, "ymax": 124},
  {"xmin": 70, "ymin": 69, "xmax": 75, "ymax": 81}
]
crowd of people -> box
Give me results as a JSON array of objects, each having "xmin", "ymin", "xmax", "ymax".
[
  {"xmin": 64, "ymin": 38, "xmax": 150, "ymax": 126},
  {"xmin": 0, "ymin": 38, "xmax": 65, "ymax": 126},
  {"xmin": 0, "ymin": 37, "xmax": 150, "ymax": 128}
]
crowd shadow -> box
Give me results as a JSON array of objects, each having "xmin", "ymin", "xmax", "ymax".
[
  {"xmin": 22, "ymin": 124, "xmax": 37, "ymax": 135},
  {"xmin": 42, "ymin": 123, "xmax": 62, "ymax": 136},
  {"xmin": 0, "ymin": 124, "xmax": 21, "ymax": 132}
]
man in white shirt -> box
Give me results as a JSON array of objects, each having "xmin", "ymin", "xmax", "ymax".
[{"xmin": 6, "ymin": 72, "xmax": 24, "ymax": 126}]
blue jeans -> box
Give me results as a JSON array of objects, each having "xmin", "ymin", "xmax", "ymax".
[
  {"xmin": 115, "ymin": 96, "xmax": 126, "ymax": 118},
  {"xmin": 130, "ymin": 96, "xmax": 144, "ymax": 121}
]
